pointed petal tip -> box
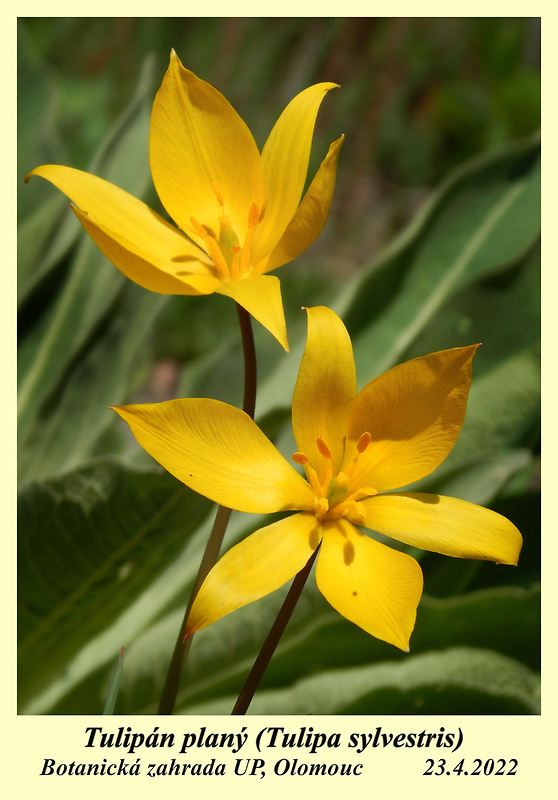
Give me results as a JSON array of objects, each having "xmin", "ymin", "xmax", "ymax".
[
  {"xmin": 24, "ymin": 165, "xmax": 49, "ymax": 183},
  {"xmin": 496, "ymin": 557, "xmax": 520, "ymax": 567}
]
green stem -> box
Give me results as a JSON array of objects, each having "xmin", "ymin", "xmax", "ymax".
[
  {"xmin": 231, "ymin": 547, "xmax": 319, "ymax": 715},
  {"xmin": 157, "ymin": 303, "xmax": 257, "ymax": 715}
]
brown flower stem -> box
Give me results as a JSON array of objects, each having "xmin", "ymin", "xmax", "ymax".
[
  {"xmin": 231, "ymin": 547, "xmax": 319, "ymax": 715},
  {"xmin": 157, "ymin": 303, "xmax": 257, "ymax": 715},
  {"xmin": 236, "ymin": 302, "xmax": 257, "ymax": 419}
]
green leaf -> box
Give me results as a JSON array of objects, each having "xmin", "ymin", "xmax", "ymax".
[
  {"xmin": 173, "ymin": 583, "xmax": 540, "ymax": 712},
  {"xmin": 18, "ymin": 56, "xmax": 157, "ymax": 438},
  {"xmin": 342, "ymin": 133, "xmax": 540, "ymax": 378},
  {"xmin": 18, "ymin": 53, "xmax": 158, "ymax": 306},
  {"xmin": 18, "ymin": 284, "xmax": 168, "ymax": 485},
  {"xmin": 182, "ymin": 647, "xmax": 540, "ymax": 715},
  {"xmin": 102, "ymin": 647, "xmax": 126, "ymax": 714},
  {"xmin": 17, "ymin": 461, "xmax": 211, "ymax": 711},
  {"xmin": 52, "ymin": 570, "xmax": 536, "ymax": 715}
]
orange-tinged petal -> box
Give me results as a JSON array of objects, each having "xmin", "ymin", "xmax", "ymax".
[
  {"xmin": 25, "ymin": 164, "xmax": 215, "ymax": 293},
  {"xmin": 252, "ymin": 82, "xmax": 339, "ymax": 263},
  {"xmin": 72, "ymin": 206, "xmax": 220, "ymax": 295},
  {"xmin": 185, "ymin": 512, "xmax": 322, "ymax": 637},
  {"xmin": 292, "ymin": 306, "xmax": 357, "ymax": 482},
  {"xmin": 345, "ymin": 345, "xmax": 480, "ymax": 492},
  {"xmin": 316, "ymin": 518, "xmax": 423, "ymax": 651},
  {"xmin": 111, "ymin": 399, "xmax": 315, "ymax": 514},
  {"xmin": 263, "ymin": 135, "xmax": 344, "ymax": 273},
  {"xmin": 356, "ymin": 492, "xmax": 523, "ymax": 565},
  {"xmin": 217, "ymin": 274, "xmax": 289, "ymax": 351},
  {"xmin": 150, "ymin": 51, "xmax": 263, "ymax": 241}
]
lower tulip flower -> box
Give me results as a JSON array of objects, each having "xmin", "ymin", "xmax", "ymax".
[{"xmin": 112, "ymin": 306, "xmax": 522, "ymax": 651}]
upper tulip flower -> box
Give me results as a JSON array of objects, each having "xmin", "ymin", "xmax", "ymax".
[
  {"xmin": 25, "ymin": 51, "xmax": 343, "ymax": 350},
  {"xmin": 112, "ymin": 306, "xmax": 522, "ymax": 651}
]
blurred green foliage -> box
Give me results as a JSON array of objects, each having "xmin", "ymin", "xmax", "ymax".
[{"xmin": 18, "ymin": 17, "xmax": 540, "ymax": 715}]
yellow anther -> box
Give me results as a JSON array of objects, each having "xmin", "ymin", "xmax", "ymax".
[
  {"xmin": 357, "ymin": 431, "xmax": 372, "ymax": 453},
  {"xmin": 294, "ymin": 439, "xmax": 376, "ymax": 524},
  {"xmin": 248, "ymin": 203, "xmax": 260, "ymax": 228},
  {"xmin": 211, "ymin": 178, "xmax": 225, "ymax": 207},
  {"xmin": 258, "ymin": 201, "xmax": 267, "ymax": 224},
  {"xmin": 292, "ymin": 452, "xmax": 323, "ymax": 497},
  {"xmin": 190, "ymin": 217, "xmax": 208, "ymax": 238},
  {"xmin": 344, "ymin": 431, "xmax": 373, "ymax": 480},
  {"xmin": 316, "ymin": 437, "xmax": 332, "ymax": 460},
  {"xmin": 197, "ymin": 228, "xmax": 230, "ymax": 280}
]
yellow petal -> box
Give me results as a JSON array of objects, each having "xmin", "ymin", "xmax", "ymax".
[
  {"xmin": 263, "ymin": 135, "xmax": 345, "ymax": 273},
  {"xmin": 292, "ymin": 306, "xmax": 357, "ymax": 482},
  {"xmin": 111, "ymin": 399, "xmax": 315, "ymax": 513},
  {"xmin": 315, "ymin": 518, "xmax": 423, "ymax": 651},
  {"xmin": 150, "ymin": 51, "xmax": 263, "ymax": 241},
  {"xmin": 356, "ymin": 492, "xmax": 523, "ymax": 565},
  {"xmin": 345, "ymin": 345, "xmax": 480, "ymax": 492},
  {"xmin": 73, "ymin": 207, "xmax": 220, "ymax": 295},
  {"xmin": 217, "ymin": 274, "xmax": 289, "ymax": 351},
  {"xmin": 25, "ymin": 164, "xmax": 217, "ymax": 294},
  {"xmin": 252, "ymin": 82, "xmax": 339, "ymax": 263},
  {"xmin": 185, "ymin": 512, "xmax": 322, "ymax": 636}
]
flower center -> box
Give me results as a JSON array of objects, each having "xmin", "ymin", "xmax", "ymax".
[
  {"xmin": 292, "ymin": 432, "xmax": 377, "ymax": 522},
  {"xmin": 189, "ymin": 179, "xmax": 266, "ymax": 282}
]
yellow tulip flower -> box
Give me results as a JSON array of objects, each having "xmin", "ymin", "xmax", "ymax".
[
  {"xmin": 25, "ymin": 51, "xmax": 343, "ymax": 350},
  {"xmin": 112, "ymin": 307, "xmax": 522, "ymax": 651}
]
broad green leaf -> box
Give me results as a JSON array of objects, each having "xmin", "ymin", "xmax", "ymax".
[
  {"xmin": 181, "ymin": 647, "xmax": 540, "ymax": 715},
  {"xmin": 18, "ymin": 54, "xmax": 158, "ymax": 306},
  {"xmin": 341, "ymin": 133, "xmax": 540, "ymax": 377},
  {"xmin": 17, "ymin": 27, "xmax": 67, "ymax": 220},
  {"xmin": 40, "ymin": 560, "xmax": 538, "ymax": 714},
  {"xmin": 18, "ymin": 284, "xmax": 167, "ymax": 485},
  {"xmin": 171, "ymin": 583, "xmax": 540, "ymax": 713},
  {"xmin": 17, "ymin": 461, "xmax": 212, "ymax": 710},
  {"xmin": 18, "ymin": 56, "xmax": 157, "ymax": 437}
]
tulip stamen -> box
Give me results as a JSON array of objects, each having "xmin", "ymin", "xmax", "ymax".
[
  {"xmin": 239, "ymin": 203, "xmax": 265, "ymax": 278},
  {"xmin": 293, "ymin": 434, "xmax": 377, "ymax": 523},
  {"xmin": 211, "ymin": 178, "xmax": 225, "ymax": 208},
  {"xmin": 343, "ymin": 431, "xmax": 372, "ymax": 480},
  {"xmin": 190, "ymin": 216, "xmax": 230, "ymax": 280}
]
